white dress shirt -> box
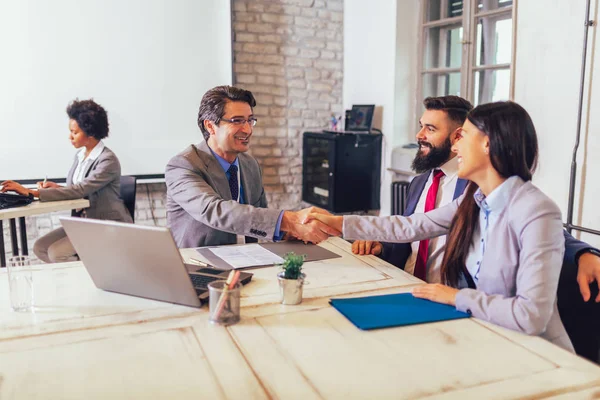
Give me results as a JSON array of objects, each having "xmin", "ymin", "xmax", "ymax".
[
  {"xmin": 404, "ymin": 156, "xmax": 460, "ymax": 283},
  {"xmin": 72, "ymin": 141, "xmax": 105, "ymax": 184}
]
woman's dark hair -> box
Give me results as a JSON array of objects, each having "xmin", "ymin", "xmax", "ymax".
[
  {"xmin": 66, "ymin": 99, "xmax": 109, "ymax": 140},
  {"xmin": 441, "ymin": 101, "xmax": 539, "ymax": 287},
  {"xmin": 197, "ymin": 85, "xmax": 256, "ymax": 140}
]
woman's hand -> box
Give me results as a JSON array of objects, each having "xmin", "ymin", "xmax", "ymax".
[
  {"xmin": 412, "ymin": 284, "xmax": 459, "ymax": 306},
  {"xmin": 37, "ymin": 181, "xmax": 60, "ymax": 189},
  {"xmin": 1, "ymin": 180, "xmax": 33, "ymax": 196},
  {"xmin": 302, "ymin": 212, "xmax": 343, "ymax": 234}
]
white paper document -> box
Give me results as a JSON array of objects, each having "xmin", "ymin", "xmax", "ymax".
[{"xmin": 209, "ymin": 244, "xmax": 285, "ymax": 269}]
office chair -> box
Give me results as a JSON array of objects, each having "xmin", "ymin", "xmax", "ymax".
[{"xmin": 120, "ymin": 175, "xmax": 137, "ymax": 222}]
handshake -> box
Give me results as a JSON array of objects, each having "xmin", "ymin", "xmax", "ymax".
[
  {"xmin": 281, "ymin": 206, "xmax": 382, "ymax": 256},
  {"xmin": 280, "ymin": 206, "xmax": 344, "ymax": 244}
]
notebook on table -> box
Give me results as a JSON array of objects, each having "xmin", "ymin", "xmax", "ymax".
[
  {"xmin": 330, "ymin": 293, "xmax": 470, "ymax": 330},
  {"xmin": 195, "ymin": 241, "xmax": 342, "ymax": 270}
]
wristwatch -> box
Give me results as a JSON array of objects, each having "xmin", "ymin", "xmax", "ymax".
[
  {"xmin": 576, "ymin": 248, "xmax": 600, "ymax": 263},
  {"xmin": 587, "ymin": 248, "xmax": 600, "ymax": 257}
]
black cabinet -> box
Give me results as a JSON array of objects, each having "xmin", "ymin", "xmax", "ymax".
[{"xmin": 302, "ymin": 131, "xmax": 382, "ymax": 213}]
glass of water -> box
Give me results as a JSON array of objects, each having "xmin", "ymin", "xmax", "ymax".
[{"xmin": 7, "ymin": 255, "xmax": 34, "ymax": 312}]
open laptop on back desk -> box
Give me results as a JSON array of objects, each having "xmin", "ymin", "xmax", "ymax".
[{"xmin": 60, "ymin": 217, "xmax": 252, "ymax": 307}]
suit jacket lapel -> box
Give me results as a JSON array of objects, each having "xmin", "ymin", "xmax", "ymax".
[
  {"xmin": 66, "ymin": 156, "xmax": 78, "ymax": 185},
  {"xmin": 404, "ymin": 172, "xmax": 429, "ymax": 216},
  {"xmin": 196, "ymin": 141, "xmax": 233, "ymax": 200},
  {"xmin": 239, "ymin": 156, "xmax": 253, "ymax": 204},
  {"xmin": 82, "ymin": 147, "xmax": 107, "ymax": 179},
  {"xmin": 454, "ymin": 178, "xmax": 469, "ymax": 199}
]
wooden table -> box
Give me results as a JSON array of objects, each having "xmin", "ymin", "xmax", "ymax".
[
  {"xmin": 0, "ymin": 198, "xmax": 89, "ymax": 266},
  {"xmin": 1, "ymin": 237, "xmax": 599, "ymax": 399}
]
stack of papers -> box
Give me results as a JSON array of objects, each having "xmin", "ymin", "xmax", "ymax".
[
  {"xmin": 209, "ymin": 244, "xmax": 284, "ymax": 269},
  {"xmin": 196, "ymin": 242, "xmax": 341, "ymax": 270}
]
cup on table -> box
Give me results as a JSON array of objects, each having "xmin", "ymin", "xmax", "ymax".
[
  {"xmin": 208, "ymin": 280, "xmax": 241, "ymax": 325},
  {"xmin": 7, "ymin": 255, "xmax": 34, "ymax": 312}
]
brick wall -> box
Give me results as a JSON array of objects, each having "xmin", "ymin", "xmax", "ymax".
[
  {"xmin": 232, "ymin": 0, "xmax": 344, "ymax": 208},
  {"xmin": 2, "ymin": 0, "xmax": 343, "ymax": 263}
]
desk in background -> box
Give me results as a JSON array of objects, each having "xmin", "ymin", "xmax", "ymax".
[
  {"xmin": 0, "ymin": 199, "xmax": 89, "ymax": 267},
  {"xmin": 1, "ymin": 237, "xmax": 599, "ymax": 399}
]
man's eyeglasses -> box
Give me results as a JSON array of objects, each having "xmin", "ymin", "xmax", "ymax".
[{"xmin": 219, "ymin": 117, "xmax": 258, "ymax": 127}]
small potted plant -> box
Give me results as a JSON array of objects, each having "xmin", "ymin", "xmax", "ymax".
[{"xmin": 277, "ymin": 252, "xmax": 306, "ymax": 305}]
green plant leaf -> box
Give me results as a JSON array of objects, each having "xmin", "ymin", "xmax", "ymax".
[{"xmin": 278, "ymin": 252, "xmax": 306, "ymax": 280}]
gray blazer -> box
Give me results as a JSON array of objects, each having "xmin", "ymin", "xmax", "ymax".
[
  {"xmin": 165, "ymin": 140, "xmax": 281, "ymax": 248},
  {"xmin": 38, "ymin": 146, "xmax": 132, "ymax": 223},
  {"xmin": 343, "ymin": 179, "xmax": 574, "ymax": 352}
]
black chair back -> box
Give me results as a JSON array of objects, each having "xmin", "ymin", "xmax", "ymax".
[{"xmin": 120, "ymin": 175, "xmax": 137, "ymax": 222}]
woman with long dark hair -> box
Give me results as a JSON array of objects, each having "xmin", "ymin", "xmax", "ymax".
[
  {"xmin": 306, "ymin": 101, "xmax": 573, "ymax": 352},
  {"xmin": 1, "ymin": 99, "xmax": 132, "ymax": 263}
]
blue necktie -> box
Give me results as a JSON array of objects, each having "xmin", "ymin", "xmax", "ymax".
[{"xmin": 227, "ymin": 164, "xmax": 239, "ymax": 201}]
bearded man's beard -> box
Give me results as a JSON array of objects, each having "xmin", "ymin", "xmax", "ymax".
[{"xmin": 411, "ymin": 137, "xmax": 453, "ymax": 173}]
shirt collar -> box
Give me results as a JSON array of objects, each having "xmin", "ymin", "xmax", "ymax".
[
  {"xmin": 473, "ymin": 175, "xmax": 522, "ymax": 213},
  {"xmin": 77, "ymin": 141, "xmax": 105, "ymax": 163},
  {"xmin": 438, "ymin": 156, "xmax": 459, "ymax": 181},
  {"xmin": 207, "ymin": 144, "xmax": 239, "ymax": 173}
]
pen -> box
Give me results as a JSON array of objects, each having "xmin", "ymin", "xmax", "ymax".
[
  {"xmin": 214, "ymin": 270, "xmax": 241, "ymax": 320},
  {"xmin": 43, "ymin": 175, "xmax": 47, "ymax": 185},
  {"xmin": 189, "ymin": 257, "xmax": 210, "ymax": 267}
]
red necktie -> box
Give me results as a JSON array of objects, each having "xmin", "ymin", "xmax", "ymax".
[{"xmin": 414, "ymin": 169, "xmax": 445, "ymax": 281}]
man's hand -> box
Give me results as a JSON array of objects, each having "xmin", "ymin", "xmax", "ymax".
[
  {"xmin": 281, "ymin": 207, "xmax": 341, "ymax": 244},
  {"xmin": 411, "ymin": 284, "xmax": 459, "ymax": 306},
  {"xmin": 352, "ymin": 240, "xmax": 383, "ymax": 256},
  {"xmin": 578, "ymin": 252, "xmax": 600, "ymax": 302}
]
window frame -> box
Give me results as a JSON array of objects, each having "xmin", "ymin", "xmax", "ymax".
[{"xmin": 416, "ymin": 0, "xmax": 517, "ymax": 110}]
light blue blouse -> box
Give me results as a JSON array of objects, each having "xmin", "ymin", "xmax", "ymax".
[{"xmin": 465, "ymin": 176, "xmax": 521, "ymax": 285}]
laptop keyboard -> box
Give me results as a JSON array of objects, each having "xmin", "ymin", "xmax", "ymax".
[{"xmin": 189, "ymin": 274, "xmax": 220, "ymax": 290}]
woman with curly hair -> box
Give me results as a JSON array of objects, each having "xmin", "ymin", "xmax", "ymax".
[{"xmin": 1, "ymin": 99, "xmax": 132, "ymax": 263}]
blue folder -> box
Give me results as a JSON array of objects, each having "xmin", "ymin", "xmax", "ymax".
[{"xmin": 330, "ymin": 293, "xmax": 470, "ymax": 330}]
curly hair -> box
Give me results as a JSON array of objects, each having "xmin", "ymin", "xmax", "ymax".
[
  {"xmin": 197, "ymin": 86, "xmax": 256, "ymax": 140},
  {"xmin": 66, "ymin": 99, "xmax": 109, "ymax": 140}
]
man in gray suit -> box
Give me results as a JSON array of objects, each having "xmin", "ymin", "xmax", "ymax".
[{"xmin": 166, "ymin": 85, "xmax": 337, "ymax": 248}]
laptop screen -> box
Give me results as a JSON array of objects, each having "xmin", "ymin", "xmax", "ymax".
[{"xmin": 347, "ymin": 104, "xmax": 375, "ymax": 131}]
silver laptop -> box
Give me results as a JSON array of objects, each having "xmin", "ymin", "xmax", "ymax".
[{"xmin": 60, "ymin": 217, "xmax": 252, "ymax": 308}]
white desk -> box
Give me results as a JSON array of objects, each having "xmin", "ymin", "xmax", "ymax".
[
  {"xmin": 1, "ymin": 237, "xmax": 599, "ymax": 399},
  {"xmin": 0, "ymin": 198, "xmax": 89, "ymax": 266}
]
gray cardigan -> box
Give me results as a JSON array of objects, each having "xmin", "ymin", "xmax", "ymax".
[
  {"xmin": 38, "ymin": 146, "xmax": 132, "ymax": 223},
  {"xmin": 343, "ymin": 178, "xmax": 574, "ymax": 352}
]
